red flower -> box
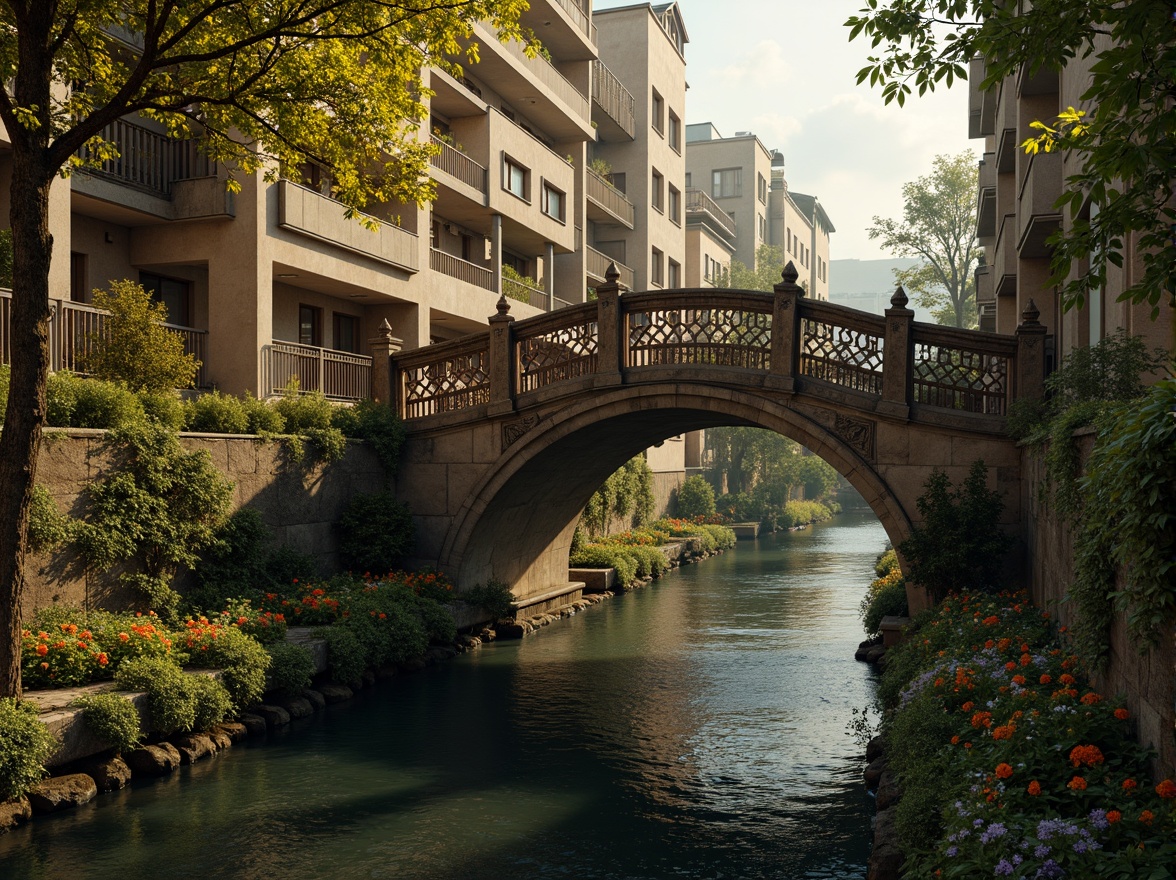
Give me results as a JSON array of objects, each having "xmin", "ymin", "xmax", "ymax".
[
  {"xmin": 995, "ymin": 763, "xmax": 1013, "ymax": 779},
  {"xmin": 1080, "ymin": 692, "xmax": 1102, "ymax": 705},
  {"xmin": 1039, "ymin": 674, "xmax": 1052, "ymax": 685},
  {"xmin": 35, "ymin": 644, "xmax": 48, "ymax": 656},
  {"xmin": 1139, "ymin": 810, "xmax": 1154, "ymax": 825},
  {"xmin": 1069, "ymin": 745, "xmax": 1105, "ymax": 768},
  {"xmin": 1027, "ymin": 781, "xmax": 1041, "ymax": 796},
  {"xmin": 1114, "ymin": 708, "xmax": 1130, "ymax": 721},
  {"xmin": 1067, "ymin": 776, "xmax": 1088, "ymax": 791},
  {"xmin": 1156, "ymin": 779, "xmax": 1176, "ymax": 799},
  {"xmin": 1106, "ymin": 810, "xmax": 1121, "ymax": 824}
]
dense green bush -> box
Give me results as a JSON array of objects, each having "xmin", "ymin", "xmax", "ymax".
[
  {"xmin": 898, "ymin": 460, "xmax": 1009, "ymax": 602},
  {"xmin": 581, "ymin": 455, "xmax": 657, "ymax": 537},
  {"xmin": 267, "ymin": 642, "xmax": 316, "ymax": 696},
  {"xmin": 242, "ymin": 395, "xmax": 285, "ymax": 434},
  {"xmin": 0, "ymin": 698, "xmax": 56, "ymax": 800},
  {"xmin": 860, "ymin": 563, "xmax": 908, "ymax": 637},
  {"xmin": 114, "ymin": 657, "xmax": 197, "ymax": 735},
  {"xmin": 337, "ymin": 492, "xmax": 414, "ymax": 574},
  {"xmin": 330, "ymin": 398, "xmax": 406, "ymax": 475},
  {"xmin": 185, "ymin": 390, "xmax": 250, "ymax": 434},
  {"xmin": 186, "ymin": 626, "xmax": 270, "ymax": 710},
  {"xmin": 274, "ymin": 381, "xmax": 333, "ymax": 431},
  {"xmin": 461, "ymin": 580, "xmax": 517, "ymax": 620},
  {"xmin": 624, "ymin": 544, "xmax": 668, "ymax": 578},
  {"xmin": 314, "ymin": 625, "xmax": 366, "ymax": 685},
  {"xmin": 139, "ymin": 391, "xmax": 186, "ymax": 430},
  {"xmin": 569, "ymin": 544, "xmax": 638, "ymax": 587},
  {"xmin": 26, "ymin": 485, "xmax": 74, "ymax": 554},
  {"xmin": 189, "ymin": 675, "xmax": 234, "ymax": 731},
  {"xmin": 674, "ymin": 474, "xmax": 716, "ymax": 519},
  {"xmin": 72, "ymin": 692, "xmax": 143, "ymax": 754},
  {"xmin": 46, "ymin": 372, "xmax": 143, "ymax": 429}
]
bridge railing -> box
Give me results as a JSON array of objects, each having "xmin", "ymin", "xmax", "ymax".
[{"xmin": 388, "ymin": 262, "xmax": 1046, "ymax": 425}]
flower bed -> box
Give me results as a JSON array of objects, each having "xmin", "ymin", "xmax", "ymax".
[{"xmin": 881, "ymin": 591, "xmax": 1176, "ymax": 878}]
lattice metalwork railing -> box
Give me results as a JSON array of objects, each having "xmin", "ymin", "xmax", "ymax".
[
  {"xmin": 798, "ymin": 318, "xmax": 884, "ymax": 394},
  {"xmin": 627, "ymin": 306, "xmax": 772, "ymax": 369},
  {"xmin": 400, "ymin": 345, "xmax": 490, "ymax": 419},
  {"xmin": 913, "ymin": 342, "xmax": 1009, "ymax": 415},
  {"xmin": 517, "ymin": 319, "xmax": 599, "ymax": 393}
]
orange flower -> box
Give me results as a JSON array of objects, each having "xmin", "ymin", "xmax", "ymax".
[
  {"xmin": 992, "ymin": 724, "xmax": 1016, "ymax": 741},
  {"xmin": 984, "ymin": 639, "xmax": 995, "ymax": 650},
  {"xmin": 961, "ymin": 701, "xmax": 974, "ymax": 712},
  {"xmin": 1027, "ymin": 780, "xmax": 1041, "ymax": 796},
  {"xmin": 1040, "ymin": 674, "xmax": 1052, "ymax": 685},
  {"xmin": 118, "ymin": 632, "xmax": 130, "ymax": 642},
  {"xmin": 35, "ymin": 644, "xmax": 48, "ymax": 656},
  {"xmin": 951, "ymin": 735, "xmax": 960, "ymax": 745},
  {"xmin": 1080, "ymin": 692, "xmax": 1103, "ymax": 705},
  {"xmin": 1114, "ymin": 708, "xmax": 1130, "ymax": 720},
  {"xmin": 1020, "ymin": 653, "xmax": 1032, "ymax": 667},
  {"xmin": 1059, "ymin": 673, "xmax": 1075, "ymax": 685},
  {"xmin": 1106, "ymin": 810, "xmax": 1121, "ymax": 824},
  {"xmin": 995, "ymin": 763, "xmax": 1014, "ymax": 779},
  {"xmin": 1156, "ymin": 779, "xmax": 1176, "ymax": 799},
  {"xmin": 1069, "ymin": 745, "xmax": 1105, "ymax": 768},
  {"xmin": 1004, "ymin": 661, "xmax": 1017, "ymax": 671},
  {"xmin": 982, "ymin": 615, "xmax": 999, "ymax": 626},
  {"xmin": 963, "ymin": 742, "xmax": 972, "ymax": 749},
  {"xmin": 1012, "ymin": 675, "xmax": 1026, "ymax": 686},
  {"xmin": 971, "ymin": 711, "xmax": 993, "ymax": 729},
  {"xmin": 1068, "ymin": 776, "xmax": 1088, "ymax": 791},
  {"xmin": 96, "ymin": 653, "xmax": 109, "ymax": 666},
  {"xmin": 1139, "ymin": 810, "xmax": 1154, "ymax": 825}
]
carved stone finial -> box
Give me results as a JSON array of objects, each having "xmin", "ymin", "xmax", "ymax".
[
  {"xmin": 781, "ymin": 261, "xmax": 799, "ymax": 286},
  {"xmin": 495, "ymin": 293, "xmax": 511, "ymax": 317},
  {"xmin": 774, "ymin": 260, "xmax": 803, "ymax": 296},
  {"xmin": 891, "ymin": 285, "xmax": 909, "ymax": 309},
  {"xmin": 378, "ymin": 317, "xmax": 394, "ymax": 341},
  {"xmin": 605, "ymin": 261, "xmax": 620, "ymax": 286},
  {"xmin": 1022, "ymin": 298, "xmax": 1041, "ymax": 325}
]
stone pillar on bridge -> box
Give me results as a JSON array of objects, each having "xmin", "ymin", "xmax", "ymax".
[
  {"xmin": 768, "ymin": 261, "xmax": 803, "ymax": 392},
  {"xmin": 488, "ymin": 294, "xmax": 516, "ymax": 415},
  {"xmin": 594, "ymin": 262, "xmax": 625, "ymax": 386},
  {"xmin": 1015, "ymin": 299, "xmax": 1047, "ymax": 402},
  {"xmin": 879, "ymin": 286, "xmax": 914, "ymax": 420},
  {"xmin": 368, "ymin": 319, "xmax": 403, "ymax": 407}
]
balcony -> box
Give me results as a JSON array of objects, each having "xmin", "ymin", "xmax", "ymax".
[
  {"xmin": 977, "ymin": 152, "xmax": 997, "ymax": 238},
  {"xmin": 969, "ymin": 56, "xmax": 997, "ymax": 139},
  {"xmin": 585, "ymin": 246, "xmax": 635, "ymax": 290},
  {"xmin": 430, "ymin": 248, "xmax": 495, "ymax": 292},
  {"xmin": 684, "ymin": 188, "xmax": 737, "ymax": 244},
  {"xmin": 1017, "ymin": 149, "xmax": 1063, "ymax": 259},
  {"xmin": 262, "ymin": 340, "xmax": 372, "ymax": 401},
  {"xmin": 586, "ymin": 168, "xmax": 636, "ymax": 228},
  {"xmin": 0, "ymin": 290, "xmax": 208, "ymax": 387},
  {"xmin": 995, "ymin": 79, "xmax": 1017, "ymax": 173},
  {"xmin": 276, "ymin": 179, "xmax": 420, "ymax": 272},
  {"xmin": 993, "ymin": 213, "xmax": 1018, "ymax": 298},
  {"xmin": 591, "ymin": 60, "xmax": 635, "ymax": 140},
  {"xmin": 429, "ymin": 136, "xmax": 487, "ymax": 195}
]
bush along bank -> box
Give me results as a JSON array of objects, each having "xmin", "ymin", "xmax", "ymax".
[
  {"xmin": 0, "ymin": 570, "xmax": 529, "ymax": 835},
  {"xmin": 864, "ymin": 591, "xmax": 1176, "ymax": 880},
  {"xmin": 569, "ymin": 518, "xmax": 737, "ymax": 591}
]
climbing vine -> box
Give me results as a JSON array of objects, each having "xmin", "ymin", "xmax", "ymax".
[{"xmin": 581, "ymin": 455, "xmax": 656, "ymax": 537}]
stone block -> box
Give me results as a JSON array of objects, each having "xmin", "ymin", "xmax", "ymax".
[
  {"xmin": 316, "ymin": 684, "xmax": 354, "ymax": 704},
  {"xmin": 471, "ymin": 424, "xmax": 500, "ymax": 463},
  {"xmin": 301, "ymin": 689, "xmax": 327, "ymax": 711},
  {"xmin": 238, "ymin": 714, "xmax": 268, "ymax": 737},
  {"xmin": 207, "ymin": 729, "xmax": 233, "ymax": 752},
  {"xmin": 0, "ymin": 797, "xmax": 32, "ymax": 832},
  {"xmin": 215, "ymin": 722, "xmax": 249, "ymax": 743},
  {"xmin": 81, "ymin": 756, "xmax": 131, "ymax": 793},
  {"xmin": 226, "ymin": 439, "xmax": 259, "ymax": 475},
  {"xmin": 252, "ymin": 704, "xmax": 291, "ymax": 729},
  {"xmin": 395, "ymin": 464, "xmax": 449, "ymax": 515},
  {"xmin": 182, "ymin": 437, "xmax": 230, "ymax": 473},
  {"xmin": 447, "ymin": 463, "xmax": 487, "ymax": 516},
  {"xmin": 172, "ymin": 733, "xmax": 216, "ymax": 764},
  {"xmin": 28, "ymin": 774, "xmax": 97, "ymax": 814},
  {"xmin": 275, "ymin": 697, "xmax": 314, "ymax": 719}
]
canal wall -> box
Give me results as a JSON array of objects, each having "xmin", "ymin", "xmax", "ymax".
[
  {"xmin": 25, "ymin": 430, "xmax": 385, "ymax": 617},
  {"xmin": 1023, "ymin": 435, "xmax": 1176, "ymax": 774}
]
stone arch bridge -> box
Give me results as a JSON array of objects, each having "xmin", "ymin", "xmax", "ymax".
[{"xmin": 380, "ymin": 265, "xmax": 1045, "ymax": 611}]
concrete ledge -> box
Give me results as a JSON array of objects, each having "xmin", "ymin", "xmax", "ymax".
[
  {"xmin": 570, "ymin": 568, "xmax": 616, "ymax": 593},
  {"xmin": 514, "ymin": 582, "xmax": 584, "ymax": 618},
  {"xmin": 879, "ymin": 615, "xmax": 912, "ymax": 648},
  {"xmin": 730, "ymin": 522, "xmax": 760, "ymax": 540}
]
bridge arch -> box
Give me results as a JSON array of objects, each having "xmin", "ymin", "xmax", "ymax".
[{"xmin": 437, "ymin": 384, "xmax": 914, "ymax": 597}]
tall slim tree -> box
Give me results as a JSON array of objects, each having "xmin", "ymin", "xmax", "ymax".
[
  {"xmin": 868, "ymin": 151, "xmax": 980, "ymax": 329},
  {"xmin": 0, "ymin": 0, "xmax": 531, "ymax": 698}
]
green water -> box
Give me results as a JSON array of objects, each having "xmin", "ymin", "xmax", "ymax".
[{"xmin": 0, "ymin": 512, "xmax": 885, "ymax": 879}]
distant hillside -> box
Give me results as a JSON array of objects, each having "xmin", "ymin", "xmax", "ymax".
[{"xmin": 828, "ymin": 258, "xmax": 926, "ymax": 320}]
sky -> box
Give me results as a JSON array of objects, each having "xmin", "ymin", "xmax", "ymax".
[{"xmin": 594, "ymin": 0, "xmax": 977, "ymax": 261}]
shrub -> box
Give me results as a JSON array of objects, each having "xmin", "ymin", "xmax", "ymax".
[
  {"xmin": 176, "ymin": 621, "xmax": 269, "ymax": 711},
  {"xmin": 242, "ymin": 395, "xmax": 285, "ymax": 433},
  {"xmin": 875, "ymin": 547, "xmax": 899, "ymax": 578},
  {"xmin": 267, "ymin": 642, "xmax": 315, "ymax": 696},
  {"xmin": 185, "ymin": 390, "xmax": 249, "ymax": 434},
  {"xmin": 139, "ymin": 391, "xmax": 186, "ymax": 430},
  {"xmin": 72, "ymin": 693, "xmax": 143, "ymax": 754},
  {"xmin": 26, "ymin": 485, "xmax": 74, "ymax": 554},
  {"xmin": 898, "ymin": 460, "xmax": 1009, "ymax": 602},
  {"xmin": 80, "ymin": 280, "xmax": 199, "ymax": 392},
  {"xmin": 21, "ymin": 608, "xmax": 176, "ymax": 689},
  {"xmin": 337, "ymin": 492, "xmax": 414, "ymax": 574},
  {"xmin": 675, "ymin": 475, "xmax": 716, "ymax": 519},
  {"xmin": 274, "ymin": 379, "xmax": 333, "ymax": 431},
  {"xmin": 189, "ymin": 675, "xmax": 234, "ymax": 731},
  {"xmin": 0, "ymin": 698, "xmax": 56, "ymax": 800},
  {"xmin": 860, "ymin": 565, "xmax": 908, "ymax": 636},
  {"xmin": 569, "ymin": 544, "xmax": 638, "ymax": 587},
  {"xmin": 330, "ymin": 398, "xmax": 406, "ymax": 476},
  {"xmin": 314, "ymin": 625, "xmax": 366, "ymax": 685},
  {"xmin": 581, "ymin": 455, "xmax": 657, "ymax": 537},
  {"xmin": 46, "ymin": 372, "xmax": 144, "ymax": 429},
  {"xmin": 114, "ymin": 657, "xmax": 196, "ymax": 735},
  {"xmin": 461, "ymin": 580, "xmax": 517, "ymax": 620}
]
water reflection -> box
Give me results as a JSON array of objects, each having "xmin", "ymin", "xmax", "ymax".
[{"xmin": 0, "ymin": 512, "xmax": 885, "ymax": 879}]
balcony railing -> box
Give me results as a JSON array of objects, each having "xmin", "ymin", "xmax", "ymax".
[
  {"xmin": 488, "ymin": 23, "xmax": 590, "ymax": 123},
  {"xmin": 76, "ymin": 118, "xmax": 216, "ymax": 198},
  {"xmin": 685, "ymin": 188, "xmax": 737, "ymax": 238},
  {"xmin": 586, "ymin": 168, "xmax": 636, "ymax": 227},
  {"xmin": 551, "ymin": 0, "xmax": 593, "ymax": 41},
  {"xmin": 586, "ymin": 246, "xmax": 635, "ymax": 290},
  {"xmin": 503, "ymin": 274, "xmax": 548, "ymax": 310},
  {"xmin": 0, "ymin": 290, "xmax": 208, "ymax": 387},
  {"xmin": 591, "ymin": 60, "xmax": 635, "ymax": 138},
  {"xmin": 431, "ymin": 248, "xmax": 496, "ymax": 292},
  {"xmin": 429, "ymin": 136, "xmax": 488, "ymax": 193},
  {"xmin": 263, "ymin": 340, "xmax": 372, "ymax": 401}
]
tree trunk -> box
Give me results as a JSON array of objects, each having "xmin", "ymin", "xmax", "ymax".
[{"xmin": 0, "ymin": 148, "xmax": 55, "ymax": 698}]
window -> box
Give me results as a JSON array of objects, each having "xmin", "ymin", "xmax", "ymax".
[
  {"xmin": 712, "ymin": 167, "xmax": 741, "ymax": 199},
  {"xmin": 668, "ymin": 259, "xmax": 681, "ymax": 288},
  {"xmin": 758, "ymin": 213, "xmax": 766, "ymax": 241},
  {"xmin": 651, "ymin": 169, "xmax": 664, "ymax": 212},
  {"xmin": 684, "ymin": 172, "xmax": 692, "ymax": 188},
  {"xmin": 541, "ymin": 182, "xmax": 565, "ymax": 221},
  {"xmin": 140, "ymin": 271, "xmax": 191, "ymax": 327},
  {"xmin": 502, "ymin": 251, "xmax": 529, "ymax": 276},
  {"xmin": 668, "ymin": 111, "xmax": 681, "ymax": 152},
  {"xmin": 668, "ymin": 185, "xmax": 681, "ymax": 224},
  {"xmin": 651, "ymin": 89, "xmax": 664, "ymax": 134},
  {"xmin": 298, "ymin": 304, "xmax": 322, "ymax": 347},
  {"xmin": 650, "ymin": 247, "xmax": 663, "ymax": 286},
  {"xmin": 757, "ymin": 173, "xmax": 767, "ymax": 203},
  {"xmin": 333, "ymin": 313, "xmax": 360, "ymax": 353},
  {"xmin": 70, "ymin": 252, "xmax": 88, "ymax": 303},
  {"xmin": 504, "ymin": 156, "xmax": 529, "ymax": 200}
]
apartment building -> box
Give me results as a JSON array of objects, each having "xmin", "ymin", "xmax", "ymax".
[
  {"xmin": 968, "ymin": 54, "xmax": 1171, "ymax": 353},
  {"xmin": 0, "ymin": 1, "xmax": 697, "ymax": 403},
  {"xmin": 684, "ymin": 126, "xmax": 833, "ymax": 298}
]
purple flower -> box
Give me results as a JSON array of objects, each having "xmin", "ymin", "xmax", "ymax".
[
  {"xmin": 974, "ymin": 818, "xmax": 986, "ymax": 828},
  {"xmin": 946, "ymin": 846, "xmax": 959, "ymax": 857},
  {"xmin": 1034, "ymin": 844, "xmax": 1051, "ymax": 859},
  {"xmin": 995, "ymin": 859, "xmax": 1014, "ymax": 876},
  {"xmin": 1072, "ymin": 840, "xmax": 1089, "ymax": 854},
  {"xmin": 1088, "ymin": 809, "xmax": 1108, "ymax": 830},
  {"xmin": 981, "ymin": 822, "xmax": 1008, "ymax": 844},
  {"xmin": 1035, "ymin": 860, "xmax": 1065, "ymax": 879}
]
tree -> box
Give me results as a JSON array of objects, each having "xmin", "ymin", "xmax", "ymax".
[
  {"xmin": 717, "ymin": 244, "xmax": 790, "ymax": 292},
  {"xmin": 847, "ymin": 0, "xmax": 1176, "ymax": 319},
  {"xmin": 0, "ymin": 1, "xmax": 530, "ymax": 698},
  {"xmin": 868, "ymin": 152, "xmax": 980, "ymax": 329}
]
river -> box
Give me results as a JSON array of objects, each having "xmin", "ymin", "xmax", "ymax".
[{"xmin": 0, "ymin": 511, "xmax": 886, "ymax": 879}]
